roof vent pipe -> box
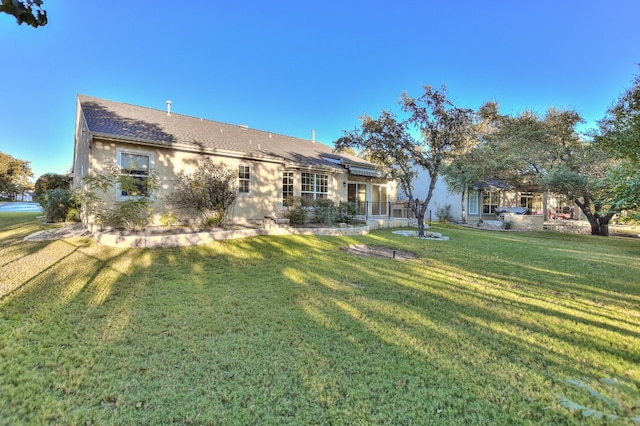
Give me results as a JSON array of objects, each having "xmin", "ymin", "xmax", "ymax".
[
  {"xmin": 166, "ymin": 100, "xmax": 172, "ymax": 116},
  {"xmin": 312, "ymin": 129, "xmax": 315, "ymax": 143}
]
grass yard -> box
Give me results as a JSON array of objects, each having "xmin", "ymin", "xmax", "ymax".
[{"xmin": 1, "ymin": 213, "xmax": 639, "ymax": 425}]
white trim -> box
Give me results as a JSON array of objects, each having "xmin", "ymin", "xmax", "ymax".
[
  {"xmin": 115, "ymin": 147, "xmax": 154, "ymax": 201},
  {"xmin": 238, "ymin": 164, "xmax": 251, "ymax": 195},
  {"xmin": 468, "ymin": 191, "xmax": 479, "ymax": 215}
]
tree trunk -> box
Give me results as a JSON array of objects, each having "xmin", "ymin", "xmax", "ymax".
[
  {"xmin": 417, "ymin": 210, "xmax": 426, "ymax": 237},
  {"xmin": 584, "ymin": 213, "xmax": 612, "ymax": 236},
  {"xmin": 413, "ymin": 199, "xmax": 428, "ymax": 237},
  {"xmin": 460, "ymin": 188, "xmax": 467, "ymax": 224}
]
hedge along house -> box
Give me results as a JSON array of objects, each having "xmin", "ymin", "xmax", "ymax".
[{"xmin": 71, "ymin": 95, "xmax": 404, "ymax": 231}]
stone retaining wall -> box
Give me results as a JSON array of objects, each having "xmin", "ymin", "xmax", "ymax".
[
  {"xmin": 94, "ymin": 225, "xmax": 370, "ymax": 248},
  {"xmin": 543, "ymin": 220, "xmax": 592, "ymax": 235},
  {"xmin": 503, "ymin": 213, "xmax": 544, "ymax": 231}
]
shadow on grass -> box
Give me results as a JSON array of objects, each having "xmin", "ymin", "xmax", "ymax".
[{"xmin": 1, "ymin": 223, "xmax": 638, "ymax": 424}]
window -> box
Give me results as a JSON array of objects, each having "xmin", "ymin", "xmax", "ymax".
[
  {"xmin": 371, "ymin": 184, "xmax": 388, "ymax": 215},
  {"xmin": 301, "ymin": 172, "xmax": 328, "ymax": 200},
  {"xmin": 520, "ymin": 192, "xmax": 542, "ymax": 213},
  {"xmin": 282, "ymin": 172, "xmax": 294, "ymax": 202},
  {"xmin": 482, "ymin": 190, "xmax": 500, "ymax": 214},
  {"xmin": 117, "ymin": 150, "xmax": 151, "ymax": 199},
  {"xmin": 468, "ymin": 191, "xmax": 479, "ymax": 215},
  {"xmin": 238, "ymin": 165, "xmax": 250, "ymax": 193},
  {"xmin": 348, "ymin": 183, "xmax": 367, "ymax": 215}
]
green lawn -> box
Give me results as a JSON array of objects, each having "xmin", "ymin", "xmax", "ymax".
[{"xmin": 1, "ymin": 213, "xmax": 639, "ymax": 425}]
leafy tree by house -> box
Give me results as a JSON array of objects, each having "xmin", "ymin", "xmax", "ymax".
[
  {"xmin": 594, "ymin": 73, "xmax": 640, "ymax": 217},
  {"xmin": 0, "ymin": 0, "xmax": 47, "ymax": 27},
  {"xmin": 34, "ymin": 172, "xmax": 70, "ymax": 199},
  {"xmin": 0, "ymin": 151, "xmax": 33, "ymax": 199},
  {"xmin": 165, "ymin": 158, "xmax": 237, "ymax": 227},
  {"xmin": 539, "ymin": 143, "xmax": 618, "ymax": 236},
  {"xmin": 39, "ymin": 188, "xmax": 79, "ymax": 222},
  {"xmin": 466, "ymin": 106, "xmax": 620, "ymax": 236},
  {"xmin": 335, "ymin": 85, "xmax": 475, "ymax": 237},
  {"xmin": 82, "ymin": 164, "xmax": 158, "ymax": 230},
  {"xmin": 441, "ymin": 101, "xmax": 501, "ymax": 223}
]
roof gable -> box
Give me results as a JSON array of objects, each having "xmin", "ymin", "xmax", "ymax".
[{"xmin": 78, "ymin": 95, "xmax": 376, "ymax": 172}]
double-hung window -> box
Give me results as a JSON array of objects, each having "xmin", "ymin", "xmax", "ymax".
[
  {"xmin": 301, "ymin": 172, "xmax": 328, "ymax": 200},
  {"xmin": 117, "ymin": 149, "xmax": 152, "ymax": 199},
  {"xmin": 282, "ymin": 171, "xmax": 294, "ymax": 203},
  {"xmin": 238, "ymin": 165, "xmax": 250, "ymax": 193}
]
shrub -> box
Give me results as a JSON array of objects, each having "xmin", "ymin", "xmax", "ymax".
[
  {"xmin": 82, "ymin": 165, "xmax": 158, "ymax": 230},
  {"xmin": 165, "ymin": 159, "xmax": 237, "ymax": 228},
  {"xmin": 436, "ymin": 204, "xmax": 453, "ymax": 223},
  {"xmin": 336, "ymin": 201, "xmax": 358, "ymax": 224},
  {"xmin": 99, "ymin": 199, "xmax": 152, "ymax": 230},
  {"xmin": 313, "ymin": 199, "xmax": 337, "ymax": 226},
  {"xmin": 39, "ymin": 188, "xmax": 80, "ymax": 223},
  {"xmin": 283, "ymin": 196, "xmax": 310, "ymax": 226}
]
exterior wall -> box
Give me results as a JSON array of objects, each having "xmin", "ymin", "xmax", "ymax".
[
  {"xmin": 86, "ymin": 139, "xmax": 289, "ymax": 227},
  {"xmin": 401, "ymin": 174, "xmax": 463, "ymax": 222},
  {"xmin": 77, "ymin": 138, "xmax": 398, "ymax": 230},
  {"xmin": 71, "ymin": 106, "xmax": 92, "ymax": 191}
]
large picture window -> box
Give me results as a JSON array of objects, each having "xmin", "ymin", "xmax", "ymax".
[
  {"xmin": 238, "ymin": 165, "xmax": 250, "ymax": 193},
  {"xmin": 301, "ymin": 172, "xmax": 328, "ymax": 200},
  {"xmin": 117, "ymin": 149, "xmax": 152, "ymax": 199}
]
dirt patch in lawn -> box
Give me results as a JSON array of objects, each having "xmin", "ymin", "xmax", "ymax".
[{"xmin": 341, "ymin": 244, "xmax": 419, "ymax": 260}]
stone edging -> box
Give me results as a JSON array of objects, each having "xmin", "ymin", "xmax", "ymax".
[{"xmin": 94, "ymin": 225, "xmax": 370, "ymax": 248}]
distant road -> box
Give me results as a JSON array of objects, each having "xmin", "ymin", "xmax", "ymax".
[{"xmin": 0, "ymin": 202, "xmax": 43, "ymax": 213}]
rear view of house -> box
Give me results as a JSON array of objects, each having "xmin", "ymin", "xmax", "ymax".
[{"xmin": 71, "ymin": 95, "xmax": 404, "ymax": 230}]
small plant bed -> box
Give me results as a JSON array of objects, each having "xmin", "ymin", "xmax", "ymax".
[
  {"xmin": 392, "ymin": 229, "xmax": 450, "ymax": 240},
  {"xmin": 341, "ymin": 244, "xmax": 419, "ymax": 260}
]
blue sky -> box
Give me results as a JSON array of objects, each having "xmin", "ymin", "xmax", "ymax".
[{"xmin": 1, "ymin": 1, "xmax": 639, "ymax": 181}]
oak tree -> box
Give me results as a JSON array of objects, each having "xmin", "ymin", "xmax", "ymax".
[
  {"xmin": 336, "ymin": 85, "xmax": 475, "ymax": 236},
  {"xmin": 0, "ymin": 0, "xmax": 47, "ymax": 27}
]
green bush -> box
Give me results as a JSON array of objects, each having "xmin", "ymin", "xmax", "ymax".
[
  {"xmin": 98, "ymin": 199, "xmax": 152, "ymax": 230},
  {"xmin": 436, "ymin": 204, "xmax": 453, "ymax": 223},
  {"xmin": 165, "ymin": 159, "xmax": 237, "ymax": 228},
  {"xmin": 313, "ymin": 199, "xmax": 337, "ymax": 226},
  {"xmin": 336, "ymin": 201, "xmax": 358, "ymax": 224},
  {"xmin": 38, "ymin": 188, "xmax": 80, "ymax": 223},
  {"xmin": 82, "ymin": 166, "xmax": 158, "ymax": 230},
  {"xmin": 283, "ymin": 196, "xmax": 310, "ymax": 226}
]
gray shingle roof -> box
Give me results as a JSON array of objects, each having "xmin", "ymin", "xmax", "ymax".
[{"xmin": 78, "ymin": 94, "xmax": 376, "ymax": 172}]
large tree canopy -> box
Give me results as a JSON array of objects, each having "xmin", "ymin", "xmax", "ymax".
[
  {"xmin": 448, "ymin": 105, "xmax": 622, "ymax": 236},
  {"xmin": 594, "ymin": 73, "xmax": 640, "ymax": 215},
  {"xmin": 34, "ymin": 172, "xmax": 70, "ymax": 199},
  {"xmin": 0, "ymin": 151, "xmax": 33, "ymax": 199},
  {"xmin": 0, "ymin": 0, "xmax": 47, "ymax": 27},
  {"xmin": 335, "ymin": 85, "xmax": 475, "ymax": 236}
]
